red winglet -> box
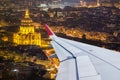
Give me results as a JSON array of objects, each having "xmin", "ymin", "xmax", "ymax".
[{"xmin": 44, "ymin": 23, "xmax": 54, "ymax": 36}]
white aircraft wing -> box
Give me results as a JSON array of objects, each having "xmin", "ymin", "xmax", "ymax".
[{"xmin": 44, "ymin": 24, "xmax": 120, "ymax": 80}]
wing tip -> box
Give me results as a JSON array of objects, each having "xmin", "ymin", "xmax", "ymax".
[{"xmin": 43, "ymin": 23, "xmax": 54, "ymax": 36}]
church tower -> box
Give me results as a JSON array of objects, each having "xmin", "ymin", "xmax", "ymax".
[
  {"xmin": 13, "ymin": 9, "xmax": 41, "ymax": 46},
  {"xmin": 19, "ymin": 9, "xmax": 34, "ymax": 34}
]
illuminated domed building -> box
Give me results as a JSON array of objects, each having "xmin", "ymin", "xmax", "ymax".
[{"xmin": 13, "ymin": 9, "xmax": 41, "ymax": 46}]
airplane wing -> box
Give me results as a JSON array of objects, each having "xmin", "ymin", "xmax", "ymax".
[{"xmin": 44, "ymin": 24, "xmax": 120, "ymax": 80}]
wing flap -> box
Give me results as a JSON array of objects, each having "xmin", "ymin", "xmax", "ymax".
[
  {"xmin": 77, "ymin": 56, "xmax": 99, "ymax": 78},
  {"xmin": 56, "ymin": 59, "xmax": 77, "ymax": 80},
  {"xmin": 56, "ymin": 55, "xmax": 101, "ymax": 80}
]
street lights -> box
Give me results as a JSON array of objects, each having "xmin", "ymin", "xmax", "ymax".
[{"xmin": 13, "ymin": 69, "xmax": 19, "ymax": 80}]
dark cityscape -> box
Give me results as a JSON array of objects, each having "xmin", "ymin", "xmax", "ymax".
[{"xmin": 0, "ymin": 0, "xmax": 120, "ymax": 80}]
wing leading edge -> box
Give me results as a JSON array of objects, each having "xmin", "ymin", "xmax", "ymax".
[{"xmin": 44, "ymin": 24, "xmax": 120, "ymax": 80}]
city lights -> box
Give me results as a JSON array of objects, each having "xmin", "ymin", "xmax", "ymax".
[{"xmin": 0, "ymin": 0, "xmax": 120, "ymax": 80}]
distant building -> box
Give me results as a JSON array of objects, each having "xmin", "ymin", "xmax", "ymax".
[
  {"xmin": 101, "ymin": 2, "xmax": 113, "ymax": 7},
  {"xmin": 37, "ymin": 3, "xmax": 64, "ymax": 11},
  {"xmin": 76, "ymin": 0, "xmax": 101, "ymax": 8},
  {"xmin": 13, "ymin": 9, "xmax": 41, "ymax": 46},
  {"xmin": 38, "ymin": 4, "xmax": 48, "ymax": 11},
  {"xmin": 1, "ymin": 36, "xmax": 8, "ymax": 41}
]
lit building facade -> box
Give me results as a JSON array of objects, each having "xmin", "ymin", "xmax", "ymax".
[{"xmin": 13, "ymin": 9, "xmax": 41, "ymax": 46}]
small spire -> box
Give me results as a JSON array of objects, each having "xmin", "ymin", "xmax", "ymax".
[{"xmin": 25, "ymin": 8, "xmax": 30, "ymax": 18}]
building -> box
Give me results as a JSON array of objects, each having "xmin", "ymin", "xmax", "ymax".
[{"xmin": 13, "ymin": 9, "xmax": 41, "ymax": 46}]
